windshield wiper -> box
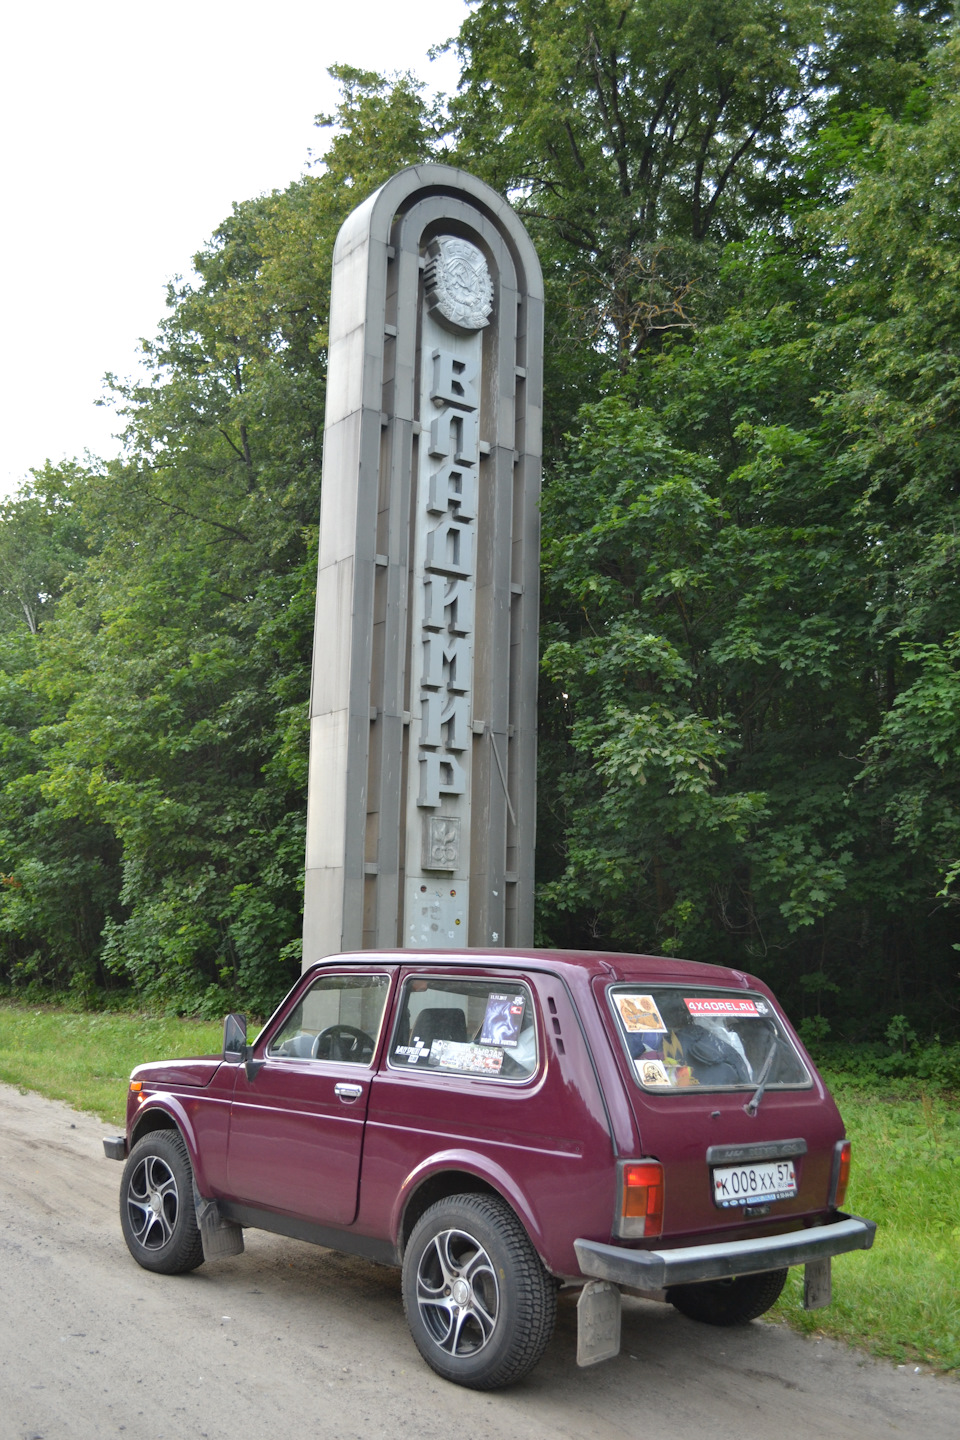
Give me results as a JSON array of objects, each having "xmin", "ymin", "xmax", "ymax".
[{"xmin": 744, "ymin": 1035, "xmax": 779, "ymax": 1116}]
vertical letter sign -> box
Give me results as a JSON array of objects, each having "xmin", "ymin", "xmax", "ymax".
[{"xmin": 303, "ymin": 166, "xmax": 543, "ymax": 960}]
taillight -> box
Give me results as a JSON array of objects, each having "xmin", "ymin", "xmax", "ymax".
[
  {"xmin": 616, "ymin": 1159, "xmax": 664, "ymax": 1238},
  {"xmin": 831, "ymin": 1140, "xmax": 851, "ymax": 1208}
]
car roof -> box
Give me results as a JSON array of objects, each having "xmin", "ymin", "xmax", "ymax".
[{"xmin": 304, "ymin": 948, "xmax": 760, "ymax": 992}]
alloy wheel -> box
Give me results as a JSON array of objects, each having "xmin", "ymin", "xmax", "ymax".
[
  {"xmin": 415, "ymin": 1226, "xmax": 500, "ymax": 1356},
  {"xmin": 125, "ymin": 1153, "xmax": 180, "ymax": 1251}
]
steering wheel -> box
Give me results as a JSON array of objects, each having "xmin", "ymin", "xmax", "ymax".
[{"xmin": 310, "ymin": 1024, "xmax": 375, "ymax": 1063}]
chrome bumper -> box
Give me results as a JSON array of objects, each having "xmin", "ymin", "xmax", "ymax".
[{"xmin": 574, "ymin": 1213, "xmax": 876, "ymax": 1289}]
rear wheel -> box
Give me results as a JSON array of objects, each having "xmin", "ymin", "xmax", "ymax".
[
  {"xmin": 667, "ymin": 1267, "xmax": 787, "ymax": 1326},
  {"xmin": 119, "ymin": 1130, "xmax": 205, "ymax": 1275},
  {"xmin": 402, "ymin": 1193, "xmax": 556, "ymax": 1389}
]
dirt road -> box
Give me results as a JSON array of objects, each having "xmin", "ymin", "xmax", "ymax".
[{"xmin": 0, "ymin": 1081, "xmax": 955, "ymax": 1440}]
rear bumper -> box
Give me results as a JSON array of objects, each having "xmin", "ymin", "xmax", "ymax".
[{"xmin": 574, "ymin": 1212, "xmax": 876, "ymax": 1289}]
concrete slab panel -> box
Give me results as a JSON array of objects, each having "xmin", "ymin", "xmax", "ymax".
[
  {"xmin": 310, "ymin": 558, "xmax": 354, "ymax": 717},
  {"xmin": 305, "ymin": 710, "xmax": 349, "ymax": 870},
  {"xmin": 324, "ymin": 325, "xmax": 366, "ymax": 427}
]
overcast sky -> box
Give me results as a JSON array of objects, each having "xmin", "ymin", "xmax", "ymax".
[{"xmin": 1, "ymin": 0, "xmax": 466, "ymax": 497}]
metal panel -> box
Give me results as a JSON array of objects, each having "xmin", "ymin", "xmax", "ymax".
[{"xmin": 573, "ymin": 1213, "xmax": 877, "ymax": 1289}]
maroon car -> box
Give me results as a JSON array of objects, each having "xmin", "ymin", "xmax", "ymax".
[{"xmin": 104, "ymin": 949, "xmax": 875, "ymax": 1389}]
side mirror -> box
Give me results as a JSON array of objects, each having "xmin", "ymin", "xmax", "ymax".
[
  {"xmin": 223, "ymin": 1013, "xmax": 247, "ymax": 1061},
  {"xmin": 223, "ymin": 1011, "xmax": 265, "ymax": 1082}
]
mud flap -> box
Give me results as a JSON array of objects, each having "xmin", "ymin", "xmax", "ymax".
[
  {"xmin": 194, "ymin": 1189, "xmax": 245, "ymax": 1261},
  {"xmin": 577, "ymin": 1279, "xmax": 621, "ymax": 1366},
  {"xmin": 804, "ymin": 1257, "xmax": 832, "ymax": 1310}
]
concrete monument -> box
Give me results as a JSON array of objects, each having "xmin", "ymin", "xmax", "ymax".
[{"xmin": 302, "ymin": 166, "xmax": 543, "ymax": 961}]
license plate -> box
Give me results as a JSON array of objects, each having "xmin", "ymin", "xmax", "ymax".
[{"xmin": 712, "ymin": 1159, "xmax": 797, "ymax": 1208}]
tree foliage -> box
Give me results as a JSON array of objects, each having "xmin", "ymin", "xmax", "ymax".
[
  {"xmin": 449, "ymin": 0, "xmax": 951, "ymax": 441},
  {"xmin": 0, "ymin": 69, "xmax": 437, "ymax": 1015},
  {"xmin": 536, "ymin": 33, "xmax": 960, "ymax": 1036},
  {"xmin": 1, "ymin": 12, "xmax": 959, "ymax": 1038}
]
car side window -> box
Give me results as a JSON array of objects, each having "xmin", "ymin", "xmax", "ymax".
[
  {"xmin": 388, "ymin": 977, "xmax": 537, "ymax": 1080},
  {"xmin": 267, "ymin": 974, "xmax": 390, "ymax": 1065}
]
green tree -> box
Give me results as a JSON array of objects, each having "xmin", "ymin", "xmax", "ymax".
[
  {"xmin": 536, "ymin": 39, "xmax": 960, "ymax": 1034},
  {"xmin": 0, "ymin": 463, "xmax": 91, "ymax": 636},
  {"xmin": 448, "ymin": 0, "xmax": 950, "ymax": 446},
  {"xmin": 818, "ymin": 37, "xmax": 960, "ymax": 925},
  {"xmin": 0, "ymin": 67, "xmax": 440, "ymax": 1013},
  {"xmin": 0, "ymin": 462, "xmax": 118, "ymax": 1001},
  {"xmin": 5, "ymin": 23, "xmax": 960, "ymax": 1043}
]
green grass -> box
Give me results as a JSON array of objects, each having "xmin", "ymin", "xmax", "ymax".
[
  {"xmin": 772, "ymin": 1080, "xmax": 960, "ymax": 1374},
  {"xmin": 1, "ymin": 1004, "xmax": 957, "ymax": 1373},
  {"xmin": 0, "ymin": 1002, "xmax": 224, "ymax": 1126}
]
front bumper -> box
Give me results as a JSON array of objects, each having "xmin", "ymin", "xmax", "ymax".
[
  {"xmin": 103, "ymin": 1135, "xmax": 127, "ymax": 1161},
  {"xmin": 575, "ymin": 1212, "xmax": 876, "ymax": 1289}
]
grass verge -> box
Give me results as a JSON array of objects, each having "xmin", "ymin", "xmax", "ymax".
[
  {"xmin": 772, "ymin": 1080, "xmax": 960, "ymax": 1374},
  {"xmin": 1, "ymin": 1004, "xmax": 957, "ymax": 1373},
  {"xmin": 0, "ymin": 1002, "xmax": 224, "ymax": 1127}
]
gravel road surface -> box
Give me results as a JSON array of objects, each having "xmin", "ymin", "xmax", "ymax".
[{"xmin": 0, "ymin": 1081, "xmax": 955, "ymax": 1440}]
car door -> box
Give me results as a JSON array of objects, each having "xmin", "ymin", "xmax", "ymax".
[
  {"xmin": 225, "ymin": 969, "xmax": 394, "ymax": 1226},
  {"xmin": 362, "ymin": 968, "xmax": 593, "ymax": 1230}
]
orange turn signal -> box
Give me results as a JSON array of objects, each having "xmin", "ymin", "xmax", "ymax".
[
  {"xmin": 832, "ymin": 1140, "xmax": 851, "ymax": 1208},
  {"xmin": 617, "ymin": 1159, "xmax": 664, "ymax": 1238},
  {"xmin": 129, "ymin": 1080, "xmax": 142, "ymax": 1092}
]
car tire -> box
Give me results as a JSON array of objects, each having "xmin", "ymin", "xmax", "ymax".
[
  {"xmin": 667, "ymin": 1266, "xmax": 788, "ymax": 1326},
  {"xmin": 401, "ymin": 1193, "xmax": 557, "ymax": 1389},
  {"xmin": 119, "ymin": 1130, "xmax": 206, "ymax": 1275}
]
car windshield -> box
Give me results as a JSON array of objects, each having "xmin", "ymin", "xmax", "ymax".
[{"xmin": 607, "ymin": 985, "xmax": 810, "ymax": 1093}]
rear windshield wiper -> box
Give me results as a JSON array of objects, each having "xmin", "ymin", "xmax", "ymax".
[{"xmin": 744, "ymin": 1035, "xmax": 779, "ymax": 1116}]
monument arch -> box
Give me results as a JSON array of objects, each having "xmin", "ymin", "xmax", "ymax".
[{"xmin": 303, "ymin": 165, "xmax": 543, "ymax": 961}]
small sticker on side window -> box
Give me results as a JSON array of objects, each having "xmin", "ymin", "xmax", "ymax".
[
  {"xmin": 394, "ymin": 1036, "xmax": 433, "ymax": 1064},
  {"xmin": 431, "ymin": 1039, "xmax": 504, "ymax": 1073},
  {"xmin": 480, "ymin": 992, "xmax": 525, "ymax": 1048}
]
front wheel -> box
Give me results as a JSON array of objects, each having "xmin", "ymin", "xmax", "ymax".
[
  {"xmin": 667, "ymin": 1267, "xmax": 788, "ymax": 1326},
  {"xmin": 402, "ymin": 1193, "xmax": 557, "ymax": 1389},
  {"xmin": 119, "ymin": 1130, "xmax": 205, "ymax": 1275}
]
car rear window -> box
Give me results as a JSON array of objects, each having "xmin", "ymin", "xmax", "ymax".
[
  {"xmin": 607, "ymin": 985, "xmax": 810, "ymax": 1093},
  {"xmin": 388, "ymin": 976, "xmax": 537, "ymax": 1081}
]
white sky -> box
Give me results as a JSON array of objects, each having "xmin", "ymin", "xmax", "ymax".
[{"xmin": 1, "ymin": 0, "xmax": 467, "ymax": 496}]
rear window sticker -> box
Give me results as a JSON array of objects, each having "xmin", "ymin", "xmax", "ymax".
[
  {"xmin": 616, "ymin": 994, "xmax": 667, "ymax": 1033},
  {"xmin": 480, "ymin": 992, "xmax": 525, "ymax": 1048},
  {"xmin": 431, "ymin": 1040, "xmax": 504, "ymax": 1073},
  {"xmin": 684, "ymin": 997, "xmax": 760, "ymax": 1018},
  {"xmin": 637, "ymin": 1058, "xmax": 671, "ymax": 1086}
]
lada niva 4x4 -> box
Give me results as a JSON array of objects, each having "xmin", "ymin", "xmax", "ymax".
[{"xmin": 104, "ymin": 950, "xmax": 875, "ymax": 1389}]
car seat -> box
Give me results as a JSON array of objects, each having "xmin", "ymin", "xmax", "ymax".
[{"xmin": 411, "ymin": 1006, "xmax": 468, "ymax": 1047}]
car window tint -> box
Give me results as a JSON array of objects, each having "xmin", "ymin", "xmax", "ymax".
[
  {"xmin": 268, "ymin": 974, "xmax": 390, "ymax": 1064},
  {"xmin": 388, "ymin": 977, "xmax": 537, "ymax": 1080}
]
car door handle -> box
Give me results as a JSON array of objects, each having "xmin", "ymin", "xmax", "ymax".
[{"xmin": 334, "ymin": 1082, "xmax": 363, "ymax": 1103}]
